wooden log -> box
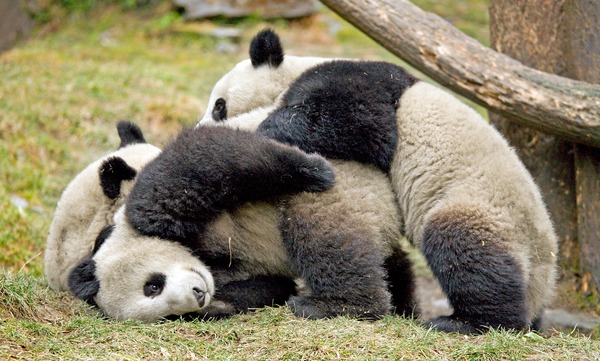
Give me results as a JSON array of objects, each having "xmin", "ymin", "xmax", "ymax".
[{"xmin": 320, "ymin": 0, "xmax": 600, "ymax": 147}]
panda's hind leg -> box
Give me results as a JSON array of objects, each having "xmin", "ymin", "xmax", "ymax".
[
  {"xmin": 384, "ymin": 246, "xmax": 418, "ymax": 317},
  {"xmin": 280, "ymin": 194, "xmax": 393, "ymax": 320},
  {"xmin": 421, "ymin": 206, "xmax": 528, "ymax": 334}
]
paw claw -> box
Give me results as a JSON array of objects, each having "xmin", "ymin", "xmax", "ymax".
[{"xmin": 426, "ymin": 316, "xmax": 481, "ymax": 334}]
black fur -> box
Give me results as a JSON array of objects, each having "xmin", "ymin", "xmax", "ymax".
[
  {"xmin": 257, "ymin": 60, "xmax": 417, "ymax": 173},
  {"xmin": 173, "ymin": 276, "xmax": 296, "ymax": 320},
  {"xmin": 119, "ymin": 124, "xmax": 408, "ymax": 321},
  {"xmin": 249, "ymin": 28, "xmax": 284, "ymax": 68},
  {"xmin": 117, "ymin": 120, "xmax": 146, "ymax": 148},
  {"xmin": 215, "ymin": 276, "xmax": 297, "ymax": 312},
  {"xmin": 279, "ymin": 198, "xmax": 392, "ymax": 320},
  {"xmin": 99, "ymin": 156, "xmax": 137, "ymax": 200},
  {"xmin": 530, "ymin": 315, "xmax": 544, "ymax": 332},
  {"xmin": 212, "ymin": 98, "xmax": 227, "ymax": 122},
  {"xmin": 247, "ymin": 38, "xmax": 533, "ymax": 332},
  {"xmin": 125, "ymin": 127, "xmax": 335, "ymax": 245},
  {"xmin": 68, "ymin": 258, "xmax": 100, "ymax": 306},
  {"xmin": 92, "ymin": 225, "xmax": 114, "ymax": 254},
  {"xmin": 384, "ymin": 247, "xmax": 417, "ymax": 317},
  {"xmin": 143, "ymin": 273, "xmax": 166, "ymax": 297},
  {"xmin": 421, "ymin": 209, "xmax": 528, "ymax": 334}
]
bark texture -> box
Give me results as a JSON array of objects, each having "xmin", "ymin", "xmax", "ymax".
[
  {"xmin": 488, "ymin": 0, "xmax": 578, "ymax": 272},
  {"xmin": 320, "ymin": 0, "xmax": 600, "ymax": 147},
  {"xmin": 566, "ymin": 1, "xmax": 600, "ymax": 293}
]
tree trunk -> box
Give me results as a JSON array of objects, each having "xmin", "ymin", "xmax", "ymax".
[
  {"xmin": 490, "ymin": 0, "xmax": 600, "ymax": 293},
  {"xmin": 566, "ymin": 1, "xmax": 600, "ymax": 294},
  {"xmin": 489, "ymin": 0, "xmax": 578, "ymax": 275}
]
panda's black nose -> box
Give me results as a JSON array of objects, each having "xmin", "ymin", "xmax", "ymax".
[{"xmin": 193, "ymin": 287, "xmax": 206, "ymax": 306}]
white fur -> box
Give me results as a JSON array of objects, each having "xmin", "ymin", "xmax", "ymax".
[
  {"xmin": 198, "ymin": 56, "xmax": 330, "ymax": 125},
  {"xmin": 90, "ymin": 208, "xmax": 215, "ymax": 321},
  {"xmin": 45, "ymin": 143, "xmax": 161, "ymax": 291},
  {"xmin": 198, "ymin": 105, "xmax": 277, "ymax": 131}
]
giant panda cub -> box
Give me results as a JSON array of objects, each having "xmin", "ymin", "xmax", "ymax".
[
  {"xmin": 68, "ymin": 126, "xmax": 415, "ymax": 322},
  {"xmin": 198, "ymin": 29, "xmax": 559, "ymax": 334},
  {"xmin": 45, "ymin": 121, "xmax": 161, "ymax": 292}
]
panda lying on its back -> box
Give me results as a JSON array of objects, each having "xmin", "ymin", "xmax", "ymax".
[
  {"xmin": 45, "ymin": 121, "xmax": 161, "ymax": 292},
  {"xmin": 69, "ymin": 126, "xmax": 415, "ymax": 322},
  {"xmin": 198, "ymin": 29, "xmax": 559, "ymax": 334}
]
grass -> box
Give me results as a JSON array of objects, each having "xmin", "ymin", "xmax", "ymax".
[
  {"xmin": 2, "ymin": 272, "xmax": 599, "ymax": 360},
  {"xmin": 1, "ymin": 1, "xmax": 598, "ymax": 359}
]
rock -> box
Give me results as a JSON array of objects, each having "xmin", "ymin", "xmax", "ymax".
[
  {"xmin": 415, "ymin": 276, "xmax": 452, "ymax": 321},
  {"xmin": 0, "ymin": 0, "xmax": 33, "ymax": 54},
  {"xmin": 10, "ymin": 194, "xmax": 28, "ymax": 210},
  {"xmin": 210, "ymin": 27, "xmax": 242, "ymax": 41},
  {"xmin": 215, "ymin": 41, "xmax": 239, "ymax": 53},
  {"xmin": 543, "ymin": 308, "xmax": 600, "ymax": 334},
  {"xmin": 173, "ymin": 0, "xmax": 319, "ymax": 19}
]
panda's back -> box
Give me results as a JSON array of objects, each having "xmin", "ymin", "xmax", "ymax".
[
  {"xmin": 393, "ymin": 81, "xmax": 557, "ymax": 256},
  {"xmin": 284, "ymin": 160, "xmax": 403, "ymax": 257}
]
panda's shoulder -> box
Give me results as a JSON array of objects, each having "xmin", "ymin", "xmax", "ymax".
[{"xmin": 288, "ymin": 60, "xmax": 417, "ymax": 98}]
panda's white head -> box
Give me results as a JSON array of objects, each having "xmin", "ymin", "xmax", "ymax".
[
  {"xmin": 68, "ymin": 207, "xmax": 215, "ymax": 322},
  {"xmin": 45, "ymin": 121, "xmax": 161, "ymax": 292},
  {"xmin": 198, "ymin": 28, "xmax": 329, "ymax": 129}
]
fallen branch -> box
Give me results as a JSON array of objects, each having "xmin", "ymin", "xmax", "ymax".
[{"xmin": 320, "ymin": 0, "xmax": 600, "ymax": 147}]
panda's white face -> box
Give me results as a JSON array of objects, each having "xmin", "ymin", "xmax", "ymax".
[
  {"xmin": 91, "ymin": 211, "xmax": 215, "ymax": 322},
  {"xmin": 197, "ymin": 56, "xmax": 329, "ymax": 128}
]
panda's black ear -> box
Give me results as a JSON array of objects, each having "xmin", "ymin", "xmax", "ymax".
[
  {"xmin": 99, "ymin": 156, "xmax": 137, "ymax": 200},
  {"xmin": 68, "ymin": 258, "xmax": 99, "ymax": 306},
  {"xmin": 92, "ymin": 225, "xmax": 115, "ymax": 254},
  {"xmin": 249, "ymin": 28, "xmax": 284, "ymax": 68},
  {"xmin": 117, "ymin": 120, "xmax": 146, "ymax": 148}
]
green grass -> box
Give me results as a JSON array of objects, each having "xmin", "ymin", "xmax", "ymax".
[
  {"xmin": 2, "ymin": 272, "xmax": 599, "ymax": 360},
  {"xmin": 1, "ymin": 2, "xmax": 598, "ymax": 359}
]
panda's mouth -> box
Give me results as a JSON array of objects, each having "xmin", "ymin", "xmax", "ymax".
[{"xmin": 189, "ymin": 267, "xmax": 213, "ymax": 297}]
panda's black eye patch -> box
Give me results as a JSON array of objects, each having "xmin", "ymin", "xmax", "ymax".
[
  {"xmin": 212, "ymin": 98, "xmax": 227, "ymax": 122},
  {"xmin": 144, "ymin": 273, "xmax": 166, "ymax": 298}
]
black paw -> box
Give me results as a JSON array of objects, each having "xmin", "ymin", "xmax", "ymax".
[
  {"xmin": 288, "ymin": 296, "xmax": 327, "ymax": 319},
  {"xmin": 297, "ymin": 154, "xmax": 335, "ymax": 193},
  {"xmin": 169, "ymin": 301, "xmax": 238, "ymax": 321},
  {"xmin": 288, "ymin": 296, "xmax": 387, "ymax": 320},
  {"xmin": 425, "ymin": 316, "xmax": 482, "ymax": 335},
  {"xmin": 185, "ymin": 301, "xmax": 237, "ymax": 320}
]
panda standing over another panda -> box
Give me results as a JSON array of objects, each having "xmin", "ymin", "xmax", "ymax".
[
  {"xmin": 198, "ymin": 29, "xmax": 559, "ymax": 334},
  {"xmin": 67, "ymin": 124, "xmax": 416, "ymax": 322}
]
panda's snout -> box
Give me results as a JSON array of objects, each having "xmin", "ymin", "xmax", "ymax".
[{"xmin": 193, "ymin": 287, "xmax": 206, "ymax": 306}]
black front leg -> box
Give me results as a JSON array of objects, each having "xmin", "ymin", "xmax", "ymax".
[
  {"xmin": 279, "ymin": 193, "xmax": 393, "ymax": 320},
  {"xmin": 180, "ymin": 275, "xmax": 298, "ymax": 320},
  {"xmin": 215, "ymin": 275, "xmax": 298, "ymax": 313}
]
